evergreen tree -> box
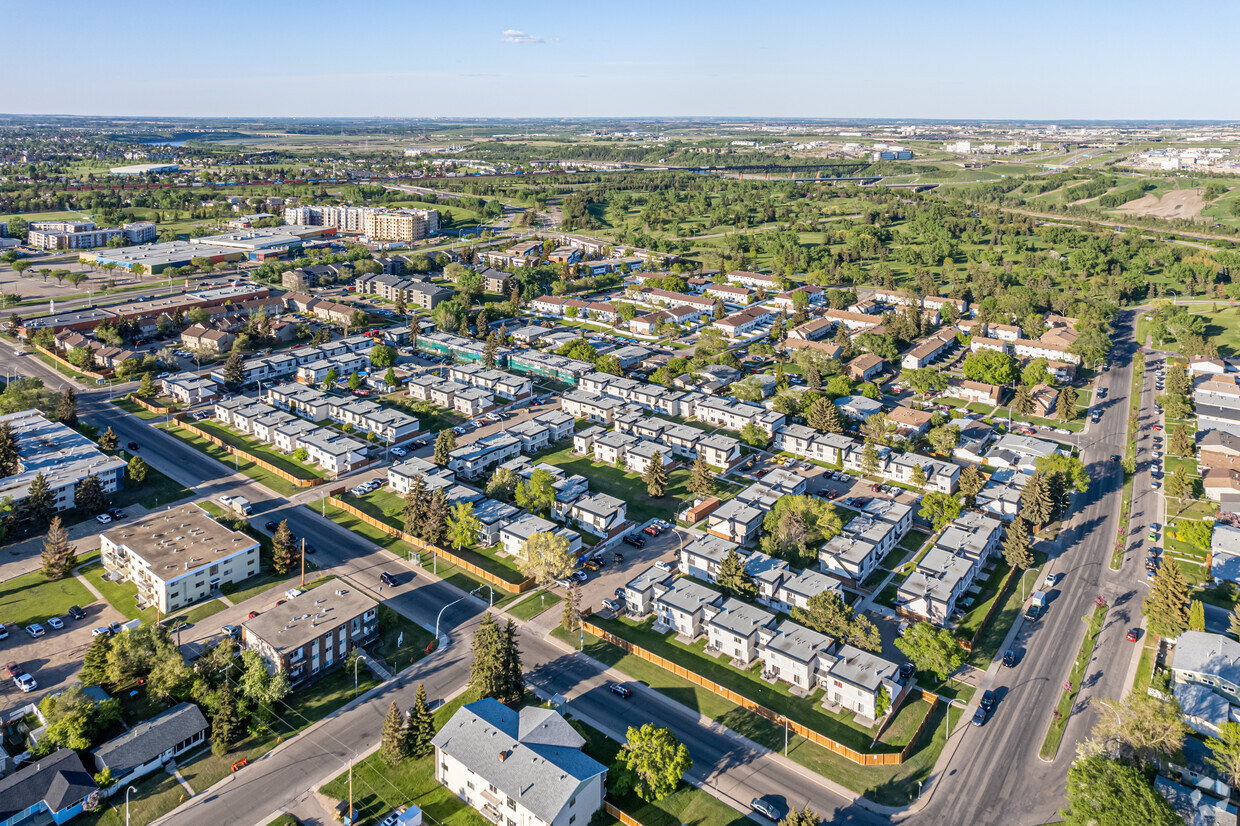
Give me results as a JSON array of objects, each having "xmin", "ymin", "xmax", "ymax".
[
  {"xmin": 469, "ymin": 613, "xmax": 507, "ymax": 700},
  {"xmin": 458, "ymin": 315, "xmax": 470, "ymax": 337},
  {"xmin": 381, "ymin": 700, "xmax": 407, "ymax": 765},
  {"xmin": 1230, "ymin": 604, "xmax": 1240, "ymax": 640},
  {"xmin": 715, "ymin": 549, "xmax": 756, "ymax": 599},
  {"xmin": 404, "ymin": 683, "xmax": 436, "ymax": 758},
  {"xmin": 562, "ymin": 584, "xmax": 581, "ymax": 634},
  {"xmin": 127, "ymin": 456, "xmax": 147, "ymax": 485},
  {"xmin": 643, "ymin": 451, "xmax": 668, "ymax": 497},
  {"xmin": 1190, "ymin": 599, "xmax": 1206, "ymax": 632},
  {"xmin": 807, "ymin": 397, "xmax": 842, "ymax": 433},
  {"xmin": 138, "ymin": 372, "xmax": 155, "ymax": 398},
  {"xmin": 403, "ymin": 477, "xmax": 428, "ymax": 536},
  {"xmin": 98, "ymin": 426, "xmax": 118, "ymax": 453},
  {"xmin": 40, "ymin": 516, "xmax": 76, "ymax": 580},
  {"xmin": 211, "ymin": 679, "xmax": 240, "ymax": 755},
  {"xmin": 861, "ymin": 442, "xmax": 880, "ymax": 476},
  {"xmin": 1019, "ymin": 472, "xmax": 1055, "ymax": 526},
  {"xmin": 0, "ymin": 422, "xmax": 16, "ymax": 476},
  {"xmin": 74, "ymin": 474, "xmax": 106, "ymax": 514},
  {"xmin": 1010, "ymin": 385, "xmax": 1034, "ymax": 417},
  {"xmin": 502, "ymin": 619, "xmax": 525, "ymax": 704},
  {"xmin": 56, "ymin": 388, "xmax": 78, "ymax": 427},
  {"xmin": 686, "ymin": 457, "xmax": 716, "ymax": 500},
  {"xmin": 221, "ymin": 351, "xmax": 245, "ymax": 390},
  {"xmin": 1057, "ymin": 384, "xmax": 1078, "ymax": 422},
  {"xmin": 1144, "ymin": 560, "xmax": 1192, "ymax": 640},
  {"xmin": 80, "ymin": 633, "xmax": 112, "ymax": 685},
  {"xmin": 958, "ymin": 464, "xmax": 986, "ymax": 504},
  {"xmin": 421, "ymin": 487, "xmax": 449, "ymax": 546},
  {"xmin": 271, "ymin": 520, "xmax": 295, "ymax": 576},
  {"xmin": 24, "ymin": 471, "xmax": 52, "ymax": 525},
  {"xmin": 484, "ymin": 333, "xmax": 498, "ymax": 368},
  {"xmin": 475, "ymin": 309, "xmax": 490, "ymax": 340},
  {"xmin": 433, "ymin": 430, "xmax": 456, "ymax": 466},
  {"xmin": 1002, "ymin": 517, "xmax": 1034, "ymax": 569}
]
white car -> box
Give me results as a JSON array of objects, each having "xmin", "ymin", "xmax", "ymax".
[
  {"xmin": 391, "ymin": 447, "xmax": 408, "ymax": 457},
  {"xmin": 95, "ymin": 513, "xmax": 113, "ymax": 524},
  {"xmin": 655, "ymin": 560, "xmax": 675, "ymax": 573},
  {"xmin": 46, "ymin": 617, "xmax": 64, "ymax": 630},
  {"xmin": 15, "ymin": 673, "xmax": 36, "ymax": 693},
  {"xmin": 25, "ymin": 624, "xmax": 44, "ymax": 638}
]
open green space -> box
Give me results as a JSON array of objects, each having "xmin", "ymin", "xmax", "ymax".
[
  {"xmin": 507, "ymin": 589, "xmax": 562, "ymax": 621},
  {"xmin": 533, "ymin": 445, "xmax": 700, "ymax": 525},
  {"xmin": 161, "ymin": 423, "xmax": 302, "ymax": 496},
  {"xmin": 382, "ymin": 394, "xmax": 465, "ymax": 433},
  {"xmin": 341, "ymin": 489, "xmax": 526, "ymax": 584},
  {"xmin": 1040, "ymin": 602, "xmax": 1107, "ymax": 759},
  {"xmin": 191, "ymin": 419, "xmax": 327, "ymax": 480},
  {"xmin": 0, "ymin": 566, "xmax": 96, "ymax": 628},
  {"xmin": 111, "ymin": 396, "xmax": 175, "ymax": 420},
  {"xmin": 968, "ymin": 551, "xmax": 1048, "ymax": 667},
  {"xmin": 591, "ymin": 613, "xmax": 919, "ymax": 753},
  {"xmin": 555, "ymin": 625, "xmax": 954, "ymax": 804},
  {"xmin": 371, "ymin": 604, "xmax": 435, "ymax": 675}
]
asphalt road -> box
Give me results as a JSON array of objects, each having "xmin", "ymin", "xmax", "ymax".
[{"xmin": 914, "ymin": 311, "xmax": 1141, "ymax": 825}]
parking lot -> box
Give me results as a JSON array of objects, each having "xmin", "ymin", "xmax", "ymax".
[
  {"xmin": 567, "ymin": 522, "xmax": 688, "ymax": 615},
  {"xmin": 0, "ymin": 600, "xmax": 128, "ymax": 708}
]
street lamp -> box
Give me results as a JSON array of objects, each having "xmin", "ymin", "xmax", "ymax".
[
  {"xmin": 125, "ymin": 786, "xmax": 138, "ymax": 826},
  {"xmin": 944, "ymin": 698, "xmax": 968, "ymax": 741}
]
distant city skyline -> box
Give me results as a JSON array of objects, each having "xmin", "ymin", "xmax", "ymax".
[{"xmin": 9, "ymin": 0, "xmax": 1238, "ymax": 121}]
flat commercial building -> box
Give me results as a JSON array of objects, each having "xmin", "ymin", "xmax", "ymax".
[{"xmin": 101, "ymin": 504, "xmax": 260, "ymax": 613}]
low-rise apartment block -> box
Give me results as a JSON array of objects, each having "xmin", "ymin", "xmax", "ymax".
[
  {"xmin": 242, "ymin": 583, "xmax": 378, "ymax": 686},
  {"xmin": 0, "ymin": 409, "xmax": 127, "ymax": 514}
]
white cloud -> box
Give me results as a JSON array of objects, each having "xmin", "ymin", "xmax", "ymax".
[{"xmin": 500, "ymin": 29, "xmax": 543, "ymax": 44}]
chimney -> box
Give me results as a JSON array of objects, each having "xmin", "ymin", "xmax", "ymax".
[{"xmin": 499, "ymin": 750, "xmax": 508, "ymax": 762}]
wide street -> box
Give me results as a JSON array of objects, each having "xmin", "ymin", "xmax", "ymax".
[{"xmin": 0, "ymin": 309, "xmax": 1144, "ymax": 826}]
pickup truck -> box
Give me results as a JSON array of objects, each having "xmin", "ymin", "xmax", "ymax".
[
  {"xmin": 1025, "ymin": 590, "xmax": 1047, "ymax": 622},
  {"xmin": 219, "ymin": 495, "xmax": 253, "ymax": 516}
]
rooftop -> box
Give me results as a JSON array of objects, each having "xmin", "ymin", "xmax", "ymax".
[
  {"xmin": 242, "ymin": 582, "xmax": 377, "ymax": 652},
  {"xmin": 103, "ymin": 504, "xmax": 257, "ymax": 582}
]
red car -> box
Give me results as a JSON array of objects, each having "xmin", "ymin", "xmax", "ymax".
[
  {"xmin": 827, "ymin": 490, "xmax": 840, "ymax": 500},
  {"xmin": 247, "ymin": 611, "xmax": 260, "ymax": 619},
  {"xmin": 1127, "ymin": 629, "xmax": 1140, "ymax": 642},
  {"xmin": 871, "ymin": 484, "xmax": 881, "ymax": 492},
  {"xmin": 1153, "ymin": 424, "xmax": 1163, "ymax": 431}
]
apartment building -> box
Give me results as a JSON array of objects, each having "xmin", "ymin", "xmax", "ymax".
[
  {"xmin": 756, "ymin": 620, "xmax": 835, "ymax": 691},
  {"xmin": 900, "ymin": 329, "xmax": 957, "ymax": 370},
  {"xmin": 296, "ymin": 352, "xmax": 370, "ymax": 385},
  {"xmin": 704, "ymin": 283, "xmax": 752, "ymax": 304},
  {"xmin": 0, "ymin": 410, "xmax": 127, "ymax": 515},
  {"xmin": 553, "ymin": 492, "xmax": 627, "ymax": 538},
  {"xmin": 432, "ymin": 700, "xmax": 606, "ymax": 826},
  {"xmin": 714, "ymin": 306, "xmax": 774, "ymax": 338},
  {"xmin": 726, "ymin": 271, "xmax": 778, "ymax": 290},
  {"xmin": 506, "ymin": 350, "xmax": 594, "ymax": 385},
  {"xmin": 448, "ymin": 432, "xmax": 523, "ymax": 480},
  {"xmin": 1196, "ymin": 376, "xmax": 1240, "ymax": 435},
  {"xmin": 694, "ymin": 396, "xmax": 785, "ymax": 436},
  {"xmin": 449, "ymin": 364, "xmax": 533, "ymax": 400},
  {"xmin": 101, "ymin": 504, "xmax": 260, "ymax": 613},
  {"xmin": 499, "ymin": 513, "xmax": 582, "ymax": 559},
  {"xmin": 623, "ymin": 565, "xmax": 676, "ymax": 616},
  {"xmin": 242, "ymin": 584, "xmax": 378, "ymax": 686},
  {"xmin": 560, "ymin": 390, "xmax": 625, "ymax": 424},
  {"xmin": 161, "ymin": 372, "xmax": 221, "ymax": 405},
  {"xmin": 770, "ymin": 285, "xmax": 824, "ymax": 310},
  {"xmin": 630, "ymin": 306, "xmax": 702, "ymax": 335},
  {"xmin": 362, "ymin": 208, "xmax": 440, "ymax": 242},
  {"xmin": 415, "ymin": 331, "xmax": 490, "ymax": 363},
  {"xmin": 820, "ymin": 645, "xmax": 904, "ymax": 721},
  {"xmin": 678, "ymin": 534, "xmax": 740, "ymax": 581}
]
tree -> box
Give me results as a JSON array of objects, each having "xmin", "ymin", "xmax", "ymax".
[
  {"xmin": 860, "ymin": 412, "xmax": 892, "ymax": 445},
  {"xmin": 402, "ymin": 683, "xmax": 436, "ymax": 759},
  {"xmin": 80, "ymin": 632, "xmax": 112, "ymax": 686},
  {"xmin": 1143, "ymin": 559, "xmax": 1191, "ymax": 640},
  {"xmin": 962, "ymin": 350, "xmax": 1017, "ymax": 385},
  {"xmin": 1170, "ymin": 425, "xmax": 1195, "ymax": 458},
  {"xmin": 779, "ymin": 806, "xmax": 820, "ymax": 826},
  {"xmin": 211, "ymin": 679, "xmax": 240, "ymax": 755},
  {"xmin": 446, "ymin": 501, "xmax": 481, "ymax": 551},
  {"xmin": 643, "ymin": 451, "xmax": 668, "ymax": 497},
  {"xmin": 433, "ymin": 430, "xmax": 456, "ymax": 466},
  {"xmin": 370, "ymin": 344, "xmax": 396, "ymax": 368},
  {"xmin": 421, "ymin": 488, "xmax": 449, "ymax": 547},
  {"xmin": 483, "ymin": 333, "xmax": 499, "ymax": 369},
  {"xmin": 519, "ymin": 531, "xmax": 575, "ymax": 585},
  {"xmin": 1230, "ymin": 604, "xmax": 1240, "ymax": 640},
  {"xmin": 1088, "ymin": 692, "xmax": 1189, "ymax": 769},
  {"xmin": 402, "ymin": 477, "xmax": 427, "ymax": 536},
  {"xmin": 1207, "ymin": 721, "xmax": 1240, "ymax": 790},
  {"xmin": 861, "ymin": 441, "xmax": 880, "ymax": 476},
  {"xmin": 271, "ymin": 520, "xmax": 295, "ymax": 576},
  {"xmin": 138, "ymin": 372, "xmax": 156, "ymax": 397},
  {"xmin": 0, "ymin": 422, "xmax": 16, "ymax": 476},
  {"xmin": 24, "ymin": 471, "xmax": 53, "ymax": 525},
  {"xmin": 807, "ymin": 397, "xmax": 844, "ymax": 433},
  {"xmin": 791, "ymin": 590, "xmax": 881, "ymax": 652},
  {"xmin": 382, "ymin": 699, "xmax": 407, "ymax": 765},
  {"xmin": 759, "ymin": 495, "xmax": 842, "ymax": 567},
  {"xmin": 485, "ymin": 467, "xmax": 519, "ymax": 502},
  {"xmin": 469, "ymin": 613, "xmax": 507, "ymax": 700},
  {"xmin": 1010, "ymin": 384, "xmax": 1034, "ymax": 416},
  {"xmin": 910, "ymin": 464, "xmax": 928, "ymax": 489},
  {"xmin": 348, "ymin": 371, "xmax": 362, "ymax": 391},
  {"xmin": 1058, "ymin": 384, "xmax": 1079, "ymax": 422},
  {"xmin": 98, "ymin": 426, "xmax": 118, "ymax": 453},
  {"xmin": 1061, "ymin": 755, "xmax": 1180, "ymax": 826},
  {"xmin": 501, "ymin": 618, "xmax": 524, "ymax": 704},
  {"xmin": 740, "ymin": 422, "xmax": 767, "ymax": 447},
  {"xmin": 127, "ymin": 456, "xmax": 148, "ymax": 485},
  {"xmin": 515, "ymin": 469, "xmax": 557, "ymax": 516},
  {"xmin": 37, "ymin": 684, "xmax": 122, "ymax": 753},
  {"xmin": 1002, "ymin": 517, "xmax": 1035, "ymax": 569},
  {"xmin": 1035, "ymin": 453, "xmax": 1092, "ymax": 496},
  {"xmin": 715, "ymin": 549, "xmax": 757, "ymax": 599},
  {"xmin": 919, "ymin": 491, "xmax": 961, "ymax": 532},
  {"xmin": 1190, "ymin": 599, "xmax": 1206, "ymax": 632},
  {"xmin": 56, "ymin": 387, "xmax": 78, "ymax": 427},
  {"xmin": 41, "ymin": 516, "xmax": 77, "ymax": 580},
  {"xmin": 562, "ymin": 582, "xmax": 581, "ymax": 634},
  {"xmin": 895, "ymin": 622, "xmax": 966, "ymax": 682},
  {"xmin": 1019, "ymin": 472, "xmax": 1055, "ymax": 526},
  {"xmin": 220, "ymin": 350, "xmax": 245, "ymax": 391},
  {"xmin": 73, "ymin": 473, "xmax": 107, "ymax": 515},
  {"xmin": 686, "ymin": 457, "xmax": 716, "ymax": 500},
  {"xmin": 323, "ymin": 367, "xmax": 339, "ymax": 391},
  {"xmin": 927, "ymin": 424, "xmax": 960, "ymax": 454},
  {"xmin": 904, "ymin": 368, "xmax": 949, "ymax": 396},
  {"xmin": 618, "ymin": 724, "xmax": 692, "ymax": 803}
]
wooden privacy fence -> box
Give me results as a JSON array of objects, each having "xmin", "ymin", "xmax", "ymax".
[
  {"xmin": 173, "ymin": 415, "xmax": 323, "ymax": 488},
  {"xmin": 960, "ymin": 563, "xmax": 1019, "ymax": 653},
  {"xmin": 129, "ymin": 394, "xmax": 176, "ymax": 414},
  {"xmin": 604, "ymin": 802, "xmax": 643, "ymax": 826},
  {"xmin": 581, "ymin": 619, "xmax": 909, "ymax": 766},
  {"xmin": 328, "ymin": 489, "xmax": 536, "ymax": 594},
  {"xmin": 34, "ymin": 345, "xmax": 109, "ymax": 381}
]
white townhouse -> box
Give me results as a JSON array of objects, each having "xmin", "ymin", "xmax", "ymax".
[
  {"xmin": 499, "ymin": 513, "xmax": 582, "ymax": 559},
  {"xmin": 757, "ymin": 620, "xmax": 835, "ymax": 691},
  {"xmin": 701, "ymin": 598, "xmax": 777, "ymax": 666},
  {"xmin": 554, "ymin": 492, "xmax": 628, "ymax": 539},
  {"xmin": 652, "ymin": 577, "xmax": 724, "ymax": 639},
  {"xmin": 623, "ymin": 565, "xmax": 676, "ymax": 616}
]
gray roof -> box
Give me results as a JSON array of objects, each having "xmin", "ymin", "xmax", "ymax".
[
  {"xmin": 625, "ymin": 565, "xmax": 674, "ymax": 595},
  {"xmin": 655, "ymin": 577, "xmax": 722, "ymax": 615},
  {"xmin": 706, "ymin": 598, "xmax": 776, "ymax": 638},
  {"xmin": 1213, "ymin": 524, "xmax": 1240, "ymax": 557},
  {"xmin": 1174, "ymin": 631, "xmax": 1240, "ymax": 686},
  {"xmin": 0, "ymin": 747, "xmax": 96, "ymax": 819},
  {"xmin": 761, "ymin": 619, "xmax": 834, "ymax": 664},
  {"xmin": 826, "ymin": 644, "xmax": 899, "ymax": 691},
  {"xmin": 92, "ymin": 702, "xmax": 208, "ymax": 775},
  {"xmin": 430, "ymin": 699, "xmax": 605, "ymax": 823}
]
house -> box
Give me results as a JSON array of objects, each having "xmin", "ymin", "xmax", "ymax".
[
  {"xmin": 985, "ymin": 433, "xmax": 1064, "ymax": 472},
  {"xmin": 92, "ymin": 703, "xmax": 208, "ymax": 790},
  {"xmin": 757, "ymin": 620, "xmax": 835, "ymax": 691},
  {"xmin": 1029, "ymin": 383, "xmax": 1059, "ymax": 417},
  {"xmin": 180, "ymin": 324, "xmax": 235, "ymax": 353},
  {"xmin": 845, "ymin": 354, "xmax": 885, "ymax": 381},
  {"xmin": 162, "ymin": 372, "xmax": 220, "ymax": 405},
  {"xmin": 623, "ymin": 565, "xmax": 675, "ymax": 617},
  {"xmin": 956, "ymin": 380, "xmax": 1002, "ymax": 407},
  {"xmin": 101, "ymin": 504, "xmax": 260, "ymax": 614},
  {"xmin": 953, "ymin": 420, "xmax": 996, "ymax": 464},
  {"xmin": 1172, "ymin": 631, "xmax": 1240, "ymax": 706},
  {"xmin": 0, "ymin": 748, "xmax": 97, "ymax": 826},
  {"xmin": 388, "ymin": 457, "xmax": 455, "ymax": 494},
  {"xmin": 706, "ymin": 495, "xmax": 766, "ymax": 545},
  {"xmin": 453, "ymin": 387, "xmax": 493, "ymax": 417},
  {"xmin": 975, "ymin": 468, "xmax": 1027, "ymax": 523},
  {"xmin": 1197, "ymin": 377, "xmax": 1240, "ymax": 435},
  {"xmin": 472, "ymin": 498, "xmax": 520, "ymax": 547},
  {"xmin": 629, "ymin": 306, "xmax": 700, "ymax": 336},
  {"xmin": 969, "ymin": 336, "xmax": 1011, "ymax": 355},
  {"xmin": 701, "ymin": 598, "xmax": 777, "ymax": 665},
  {"xmin": 886, "ymin": 406, "xmax": 933, "ymax": 437},
  {"xmin": 704, "ymin": 283, "xmax": 752, "ymax": 305},
  {"xmin": 500, "ymin": 514, "xmax": 581, "ymax": 559},
  {"xmin": 834, "ymin": 395, "xmax": 883, "ymax": 421},
  {"xmin": 788, "ymin": 318, "xmax": 835, "ymax": 341},
  {"xmin": 431, "ymin": 700, "xmax": 607, "ymax": 826},
  {"xmin": 624, "ymin": 440, "xmax": 673, "ymax": 475},
  {"xmin": 896, "ymin": 546, "xmax": 979, "ymax": 624},
  {"xmin": 678, "ymin": 534, "xmax": 740, "ymax": 581},
  {"xmin": 652, "ymin": 577, "xmax": 724, "ymax": 639},
  {"xmin": 821, "ymin": 645, "xmax": 905, "ymax": 722},
  {"xmin": 1154, "ymin": 776, "xmax": 1238, "ymax": 826},
  {"xmin": 242, "ymin": 583, "xmax": 378, "ymax": 686},
  {"xmin": 555, "ymin": 493, "xmax": 627, "ymax": 538},
  {"xmin": 936, "ymin": 510, "xmax": 1002, "ymax": 560}
]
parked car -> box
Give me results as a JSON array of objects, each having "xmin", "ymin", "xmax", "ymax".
[
  {"xmin": 92, "ymin": 626, "xmax": 111, "ymax": 637},
  {"xmin": 623, "ymin": 534, "xmax": 645, "ymax": 547},
  {"xmin": 582, "ymin": 559, "xmax": 602, "ymax": 572},
  {"xmin": 247, "ymin": 611, "xmax": 259, "ymax": 619},
  {"xmin": 602, "ymin": 599, "xmax": 621, "ymax": 612},
  {"xmin": 5, "ymin": 662, "xmax": 22, "ymax": 679},
  {"xmin": 127, "ymin": 441, "xmax": 140, "ymax": 451},
  {"xmin": 95, "ymin": 513, "xmax": 113, "ymax": 524},
  {"xmin": 46, "ymin": 617, "xmax": 64, "ymax": 630},
  {"xmin": 15, "ymin": 673, "xmax": 36, "ymax": 693},
  {"xmin": 610, "ymin": 683, "xmax": 633, "ymax": 699},
  {"xmin": 265, "ymin": 520, "xmax": 279, "ymax": 532},
  {"xmin": 221, "ymin": 625, "xmax": 240, "ymax": 639},
  {"xmin": 1043, "ymin": 572, "xmax": 1056, "ymax": 588},
  {"xmin": 25, "ymin": 624, "xmax": 44, "ymax": 638},
  {"xmin": 898, "ymin": 662, "xmax": 915, "ymax": 681},
  {"xmin": 750, "ymin": 798, "xmax": 783, "ymax": 822},
  {"xmin": 391, "ymin": 446, "xmax": 408, "ymax": 457},
  {"xmin": 1002, "ymin": 649, "xmax": 1017, "ymax": 668},
  {"xmin": 555, "ymin": 579, "xmax": 573, "ymax": 590},
  {"xmin": 571, "ymin": 570, "xmax": 588, "ymax": 582},
  {"xmin": 1127, "ymin": 628, "xmax": 1141, "ymax": 642},
  {"xmin": 654, "ymin": 560, "xmax": 675, "ymax": 573},
  {"xmin": 971, "ymin": 705, "xmax": 989, "ymax": 727}
]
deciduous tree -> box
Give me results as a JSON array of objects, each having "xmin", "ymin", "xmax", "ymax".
[
  {"xmin": 1061, "ymin": 756, "xmax": 1179, "ymax": 826},
  {"xmin": 1087, "ymin": 692, "xmax": 1189, "ymax": 769},
  {"xmin": 617, "ymin": 724, "xmax": 692, "ymax": 803},
  {"xmin": 895, "ymin": 622, "xmax": 966, "ymax": 682},
  {"xmin": 919, "ymin": 491, "xmax": 961, "ymax": 532},
  {"xmin": 447, "ymin": 501, "xmax": 481, "ymax": 550}
]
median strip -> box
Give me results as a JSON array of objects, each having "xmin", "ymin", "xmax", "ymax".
[{"xmin": 1039, "ymin": 598, "xmax": 1108, "ymax": 760}]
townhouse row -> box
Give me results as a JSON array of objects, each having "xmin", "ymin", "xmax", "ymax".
[
  {"xmin": 772, "ymin": 424, "xmax": 960, "ymax": 494},
  {"xmin": 212, "ymin": 397, "xmax": 371, "ymax": 476},
  {"xmin": 209, "ymin": 334, "xmax": 376, "ymax": 386},
  {"xmin": 262, "ymin": 383, "xmax": 421, "ymax": 443},
  {"xmin": 896, "ymin": 511, "xmax": 1004, "ymax": 624}
]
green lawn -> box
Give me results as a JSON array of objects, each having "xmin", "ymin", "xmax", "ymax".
[
  {"xmin": 0, "ymin": 566, "xmax": 96, "ymax": 628},
  {"xmin": 1040, "ymin": 603, "xmax": 1107, "ymax": 759},
  {"xmin": 111, "ymin": 452, "xmax": 196, "ymax": 511},
  {"xmin": 534, "ymin": 446, "xmax": 697, "ymax": 525},
  {"xmin": 162, "ymin": 424, "xmax": 302, "ymax": 496},
  {"xmin": 591, "ymin": 614, "xmax": 918, "ymax": 752},
  {"xmin": 192, "ymin": 419, "xmax": 326, "ymax": 481},
  {"xmin": 968, "ymin": 551, "xmax": 1048, "ymax": 667},
  {"xmin": 74, "ymin": 763, "xmax": 189, "ymax": 826},
  {"xmin": 556, "ymin": 626, "xmax": 950, "ymax": 804},
  {"xmin": 78, "ymin": 560, "xmax": 155, "ymax": 622},
  {"xmin": 319, "ymin": 690, "xmax": 487, "ymax": 826},
  {"xmin": 371, "ymin": 604, "xmax": 435, "ymax": 675},
  {"xmin": 165, "ymin": 598, "xmax": 228, "ymax": 629},
  {"xmin": 340, "ymin": 489, "xmax": 526, "ymax": 584},
  {"xmin": 111, "ymin": 396, "xmax": 176, "ymax": 420},
  {"xmin": 507, "ymin": 590, "xmax": 562, "ymax": 622},
  {"xmin": 382, "ymin": 394, "xmax": 464, "ymax": 432}
]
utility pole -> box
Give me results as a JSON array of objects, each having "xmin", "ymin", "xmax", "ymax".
[{"xmin": 300, "ymin": 537, "xmax": 306, "ymax": 588}]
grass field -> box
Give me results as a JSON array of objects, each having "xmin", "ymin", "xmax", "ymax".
[
  {"xmin": 534, "ymin": 445, "xmax": 699, "ymax": 526},
  {"xmin": 1040, "ymin": 602, "xmax": 1106, "ymax": 759},
  {"xmin": 191, "ymin": 419, "xmax": 327, "ymax": 481},
  {"xmin": 507, "ymin": 589, "xmax": 562, "ymax": 621},
  {"xmin": 381, "ymin": 394, "xmax": 464, "ymax": 432},
  {"xmin": 0, "ymin": 565, "xmax": 96, "ymax": 628},
  {"xmin": 161, "ymin": 423, "xmax": 303, "ymax": 496}
]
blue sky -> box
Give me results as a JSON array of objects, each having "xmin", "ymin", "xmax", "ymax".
[{"xmin": 7, "ymin": 0, "xmax": 1237, "ymax": 120}]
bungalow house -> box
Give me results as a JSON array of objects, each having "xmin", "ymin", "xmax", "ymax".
[
  {"xmin": 701, "ymin": 598, "xmax": 777, "ymax": 665},
  {"xmin": 92, "ymin": 703, "xmax": 208, "ymax": 791},
  {"xmin": 886, "ymin": 405, "xmax": 933, "ymax": 438},
  {"xmin": 956, "ymin": 380, "xmax": 1002, "ymax": 407},
  {"xmin": 1029, "ymin": 384, "xmax": 1059, "ymax": 417},
  {"xmin": 845, "ymin": 354, "xmax": 885, "ymax": 382},
  {"xmin": 1171, "ymin": 631, "xmax": 1240, "ymax": 705},
  {"xmin": 757, "ymin": 620, "xmax": 835, "ymax": 691},
  {"xmin": 834, "ymin": 395, "xmax": 883, "ymax": 422},
  {"xmin": 0, "ymin": 748, "xmax": 97, "ymax": 825},
  {"xmin": 652, "ymin": 577, "xmax": 724, "ymax": 639}
]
